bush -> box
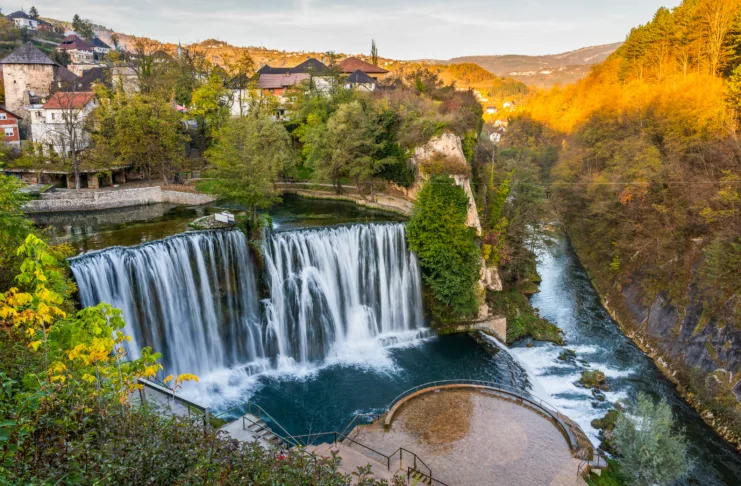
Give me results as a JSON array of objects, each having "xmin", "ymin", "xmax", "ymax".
[
  {"xmin": 407, "ymin": 175, "xmax": 481, "ymax": 321},
  {"xmin": 419, "ymin": 151, "xmax": 471, "ymax": 177},
  {"xmin": 612, "ymin": 393, "xmax": 689, "ymax": 486}
]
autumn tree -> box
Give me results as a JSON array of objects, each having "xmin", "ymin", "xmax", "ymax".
[{"xmin": 205, "ymin": 112, "xmax": 294, "ymax": 224}]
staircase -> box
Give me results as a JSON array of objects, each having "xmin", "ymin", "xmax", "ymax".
[
  {"xmin": 305, "ymin": 442, "xmax": 401, "ymax": 484},
  {"xmin": 243, "ymin": 414, "xmax": 290, "ymax": 448}
]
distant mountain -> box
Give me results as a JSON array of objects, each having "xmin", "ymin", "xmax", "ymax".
[{"xmin": 446, "ymin": 43, "xmax": 623, "ymax": 88}]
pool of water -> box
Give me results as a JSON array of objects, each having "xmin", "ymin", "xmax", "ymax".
[{"xmin": 33, "ymin": 194, "xmax": 402, "ymax": 253}]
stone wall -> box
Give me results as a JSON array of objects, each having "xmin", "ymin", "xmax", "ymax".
[
  {"xmin": 3, "ymin": 64, "xmax": 56, "ymax": 127},
  {"xmin": 23, "ymin": 186, "xmax": 215, "ymax": 213}
]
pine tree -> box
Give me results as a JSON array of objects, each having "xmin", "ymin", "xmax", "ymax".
[{"xmin": 371, "ymin": 39, "xmax": 378, "ymax": 66}]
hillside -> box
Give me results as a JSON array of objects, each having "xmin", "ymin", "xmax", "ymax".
[
  {"xmin": 505, "ymin": 0, "xmax": 741, "ymax": 448},
  {"xmin": 446, "ymin": 43, "xmax": 622, "ymax": 87}
]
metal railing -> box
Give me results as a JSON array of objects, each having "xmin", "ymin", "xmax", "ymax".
[{"xmin": 385, "ymin": 379, "xmax": 580, "ymax": 451}]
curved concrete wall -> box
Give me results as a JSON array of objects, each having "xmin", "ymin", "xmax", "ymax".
[{"xmin": 23, "ymin": 187, "xmax": 215, "ymax": 213}]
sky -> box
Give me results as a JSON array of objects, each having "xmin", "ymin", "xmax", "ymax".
[{"xmin": 6, "ymin": 1, "xmax": 682, "ymax": 59}]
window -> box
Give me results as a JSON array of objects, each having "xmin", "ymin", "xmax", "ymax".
[
  {"xmin": 0, "ymin": 113, "xmax": 6, "ymax": 120},
  {"xmin": 4, "ymin": 128, "xmax": 14, "ymax": 137},
  {"xmin": 50, "ymin": 113, "xmax": 56, "ymax": 121}
]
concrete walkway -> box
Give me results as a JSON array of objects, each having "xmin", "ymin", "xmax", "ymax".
[
  {"xmin": 306, "ymin": 443, "xmax": 402, "ymax": 484},
  {"xmin": 353, "ymin": 389, "xmax": 586, "ymax": 486}
]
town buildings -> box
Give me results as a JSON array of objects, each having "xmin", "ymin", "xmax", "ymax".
[
  {"xmin": 0, "ymin": 106, "xmax": 22, "ymax": 151},
  {"xmin": 27, "ymin": 91, "xmax": 97, "ymax": 156},
  {"xmin": 7, "ymin": 11, "xmax": 38, "ymax": 30},
  {"xmin": 0, "ymin": 43, "xmax": 77, "ymax": 130},
  {"xmin": 56, "ymin": 35, "xmax": 95, "ymax": 65}
]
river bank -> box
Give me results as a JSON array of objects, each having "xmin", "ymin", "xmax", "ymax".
[
  {"xmin": 511, "ymin": 230, "xmax": 741, "ymax": 484},
  {"xmin": 566, "ymin": 228, "xmax": 741, "ymax": 453}
]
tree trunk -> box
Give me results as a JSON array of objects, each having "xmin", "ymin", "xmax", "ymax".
[{"xmin": 74, "ymin": 153, "xmax": 80, "ymax": 190}]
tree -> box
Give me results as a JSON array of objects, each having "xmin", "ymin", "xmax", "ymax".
[
  {"xmin": 698, "ymin": 0, "xmax": 740, "ymax": 75},
  {"xmin": 205, "ymin": 112, "xmax": 294, "ymax": 224},
  {"xmin": 51, "ymin": 49, "xmax": 71, "ymax": 67},
  {"xmin": 110, "ymin": 33, "xmax": 120, "ymax": 50},
  {"xmin": 90, "ymin": 91, "xmax": 187, "ymax": 183},
  {"xmin": 71, "ymin": 15, "xmax": 94, "ymax": 40},
  {"xmin": 305, "ymin": 100, "xmax": 387, "ymax": 196},
  {"xmin": 190, "ymin": 72, "xmax": 229, "ymax": 150},
  {"xmin": 371, "ymin": 39, "xmax": 379, "ymax": 66},
  {"xmin": 612, "ymin": 393, "xmax": 690, "ymax": 486},
  {"xmin": 0, "ymin": 176, "xmax": 34, "ymax": 290},
  {"xmin": 407, "ymin": 176, "xmax": 482, "ymax": 321},
  {"xmin": 28, "ymin": 7, "xmax": 39, "ymax": 19}
]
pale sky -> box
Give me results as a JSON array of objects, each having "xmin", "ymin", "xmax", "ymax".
[{"xmin": 5, "ymin": 1, "xmax": 681, "ymax": 59}]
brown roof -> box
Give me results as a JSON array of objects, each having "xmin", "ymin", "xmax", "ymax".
[
  {"xmin": 0, "ymin": 42, "xmax": 57, "ymax": 65},
  {"xmin": 257, "ymin": 73, "xmax": 310, "ymax": 89},
  {"xmin": 57, "ymin": 35, "xmax": 93, "ymax": 52},
  {"xmin": 338, "ymin": 57, "xmax": 388, "ymax": 74},
  {"xmin": 42, "ymin": 92, "xmax": 95, "ymax": 110}
]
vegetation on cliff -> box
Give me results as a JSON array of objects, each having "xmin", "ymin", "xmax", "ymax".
[
  {"xmin": 407, "ymin": 175, "xmax": 481, "ymax": 322},
  {"xmin": 501, "ymin": 0, "xmax": 741, "ymax": 439}
]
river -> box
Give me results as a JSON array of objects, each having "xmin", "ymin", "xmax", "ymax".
[{"xmin": 45, "ymin": 199, "xmax": 741, "ymax": 485}]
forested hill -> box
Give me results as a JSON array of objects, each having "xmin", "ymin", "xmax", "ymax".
[
  {"xmin": 505, "ymin": 0, "xmax": 741, "ymax": 447},
  {"xmin": 445, "ymin": 43, "xmax": 622, "ymax": 87}
]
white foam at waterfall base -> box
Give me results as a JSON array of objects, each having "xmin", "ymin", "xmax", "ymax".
[
  {"xmin": 502, "ymin": 340, "xmax": 636, "ymax": 444},
  {"xmin": 181, "ymin": 329, "xmax": 434, "ymax": 407}
]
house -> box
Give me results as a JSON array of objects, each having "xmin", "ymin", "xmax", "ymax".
[
  {"xmin": 0, "ymin": 106, "xmax": 22, "ymax": 150},
  {"xmin": 485, "ymin": 106, "xmax": 498, "ymax": 115},
  {"xmin": 0, "ymin": 43, "xmax": 79, "ymax": 129},
  {"xmin": 257, "ymin": 73, "xmax": 310, "ymax": 96},
  {"xmin": 28, "ymin": 91, "xmax": 97, "ymax": 156},
  {"xmin": 494, "ymin": 119, "xmax": 509, "ymax": 129},
  {"xmin": 338, "ymin": 57, "xmax": 389, "ymax": 80},
  {"xmin": 7, "ymin": 11, "xmax": 38, "ymax": 30},
  {"xmin": 56, "ymin": 35, "xmax": 95, "ymax": 65},
  {"xmin": 111, "ymin": 65, "xmax": 139, "ymax": 93},
  {"xmin": 36, "ymin": 19, "xmax": 55, "ymax": 32},
  {"xmin": 344, "ymin": 69, "xmax": 376, "ymax": 92},
  {"xmin": 89, "ymin": 37, "xmax": 111, "ymax": 56}
]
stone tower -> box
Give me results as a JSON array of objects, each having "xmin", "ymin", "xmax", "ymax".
[{"xmin": 0, "ymin": 43, "xmax": 76, "ymax": 132}]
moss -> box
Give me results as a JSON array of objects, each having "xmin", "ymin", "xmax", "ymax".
[
  {"xmin": 487, "ymin": 290, "xmax": 564, "ymax": 345},
  {"xmin": 558, "ymin": 349, "xmax": 577, "ymax": 361},
  {"xmin": 587, "ymin": 459, "xmax": 628, "ymax": 486},
  {"xmin": 580, "ymin": 370, "xmax": 609, "ymax": 391}
]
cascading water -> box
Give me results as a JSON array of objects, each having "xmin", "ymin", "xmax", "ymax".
[
  {"xmin": 262, "ymin": 223, "xmax": 426, "ymax": 366},
  {"xmin": 70, "ymin": 230, "xmax": 263, "ymax": 377},
  {"xmin": 70, "ymin": 223, "xmax": 427, "ymax": 399}
]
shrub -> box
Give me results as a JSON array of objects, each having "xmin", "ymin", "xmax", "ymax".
[
  {"xmin": 419, "ymin": 151, "xmax": 471, "ymax": 177},
  {"xmin": 407, "ymin": 175, "xmax": 481, "ymax": 321}
]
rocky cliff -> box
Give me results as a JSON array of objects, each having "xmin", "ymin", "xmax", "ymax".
[
  {"xmin": 406, "ymin": 131, "xmax": 503, "ymax": 319},
  {"xmin": 570, "ymin": 236, "xmax": 741, "ymax": 448}
]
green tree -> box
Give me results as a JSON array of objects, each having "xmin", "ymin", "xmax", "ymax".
[
  {"xmin": 91, "ymin": 91, "xmax": 187, "ymax": 183},
  {"xmin": 371, "ymin": 39, "xmax": 379, "ymax": 66},
  {"xmin": 407, "ymin": 176, "xmax": 481, "ymax": 320},
  {"xmin": 72, "ymin": 15, "xmax": 94, "ymax": 40},
  {"xmin": 613, "ymin": 393, "xmax": 690, "ymax": 486},
  {"xmin": 304, "ymin": 100, "xmax": 390, "ymax": 196},
  {"xmin": 191, "ymin": 72, "xmax": 229, "ymax": 151},
  {"xmin": 205, "ymin": 113, "xmax": 294, "ymax": 223},
  {"xmin": 28, "ymin": 7, "xmax": 39, "ymax": 19},
  {"xmin": 0, "ymin": 176, "xmax": 34, "ymax": 290}
]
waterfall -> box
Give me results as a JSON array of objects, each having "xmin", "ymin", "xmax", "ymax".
[
  {"xmin": 70, "ymin": 230, "xmax": 263, "ymax": 377},
  {"xmin": 70, "ymin": 224, "xmax": 426, "ymax": 385},
  {"xmin": 263, "ymin": 223, "xmax": 425, "ymax": 365}
]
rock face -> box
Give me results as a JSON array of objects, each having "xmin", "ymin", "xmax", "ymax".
[
  {"xmin": 407, "ymin": 131, "xmax": 503, "ymax": 319},
  {"xmin": 407, "ymin": 131, "xmax": 482, "ymax": 235},
  {"xmin": 620, "ymin": 277, "xmax": 741, "ymax": 401}
]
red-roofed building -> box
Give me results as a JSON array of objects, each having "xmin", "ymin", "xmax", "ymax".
[
  {"xmin": 0, "ymin": 106, "xmax": 22, "ymax": 151},
  {"xmin": 338, "ymin": 57, "xmax": 389, "ymax": 80},
  {"xmin": 28, "ymin": 92, "xmax": 97, "ymax": 156}
]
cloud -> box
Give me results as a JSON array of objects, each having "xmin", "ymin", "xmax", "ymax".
[{"xmin": 11, "ymin": 0, "xmax": 682, "ymax": 59}]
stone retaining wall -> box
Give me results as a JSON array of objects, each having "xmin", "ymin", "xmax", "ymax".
[{"xmin": 23, "ymin": 187, "xmax": 215, "ymax": 213}]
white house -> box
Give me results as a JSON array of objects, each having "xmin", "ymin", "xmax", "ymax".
[
  {"xmin": 7, "ymin": 11, "xmax": 38, "ymax": 30},
  {"xmin": 56, "ymin": 35, "xmax": 95, "ymax": 65},
  {"xmin": 485, "ymin": 106, "xmax": 498, "ymax": 115},
  {"xmin": 28, "ymin": 92, "xmax": 96, "ymax": 155},
  {"xmin": 344, "ymin": 69, "xmax": 376, "ymax": 92},
  {"xmin": 89, "ymin": 37, "xmax": 112, "ymax": 56}
]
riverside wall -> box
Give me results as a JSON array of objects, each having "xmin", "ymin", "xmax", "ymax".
[{"xmin": 23, "ymin": 187, "xmax": 215, "ymax": 213}]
